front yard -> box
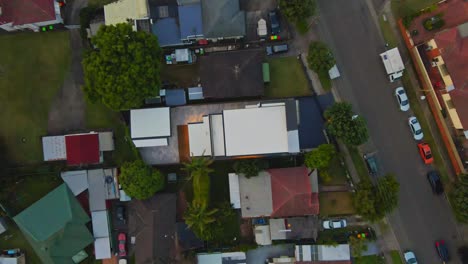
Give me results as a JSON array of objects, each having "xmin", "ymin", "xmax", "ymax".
[
  {"xmin": 325, "ymin": 156, "xmax": 349, "ymax": 185},
  {"xmin": 0, "ymin": 32, "xmax": 71, "ymax": 165},
  {"xmin": 265, "ymin": 57, "xmax": 312, "ymax": 98},
  {"xmin": 392, "ymin": 0, "xmax": 439, "ymax": 18},
  {"xmin": 355, "ymin": 255, "xmax": 385, "ymax": 264},
  {"xmin": 319, "ymin": 192, "xmax": 355, "ymax": 216}
]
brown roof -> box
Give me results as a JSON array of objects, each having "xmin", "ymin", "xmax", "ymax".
[
  {"xmin": 0, "ymin": 0, "xmax": 56, "ymax": 26},
  {"xmin": 199, "ymin": 49, "xmax": 264, "ymax": 99},
  {"xmin": 435, "ymin": 24, "xmax": 468, "ymax": 129}
]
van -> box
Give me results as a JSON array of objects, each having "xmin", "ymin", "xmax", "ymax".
[{"xmin": 272, "ymin": 44, "xmax": 288, "ymax": 53}]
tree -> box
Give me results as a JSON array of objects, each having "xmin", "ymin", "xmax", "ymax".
[
  {"xmin": 324, "ymin": 102, "xmax": 369, "ymax": 146},
  {"xmin": 233, "ymin": 159, "xmax": 268, "ymax": 178},
  {"xmin": 119, "ymin": 159, "xmax": 164, "ymax": 200},
  {"xmin": 182, "ymin": 156, "xmax": 213, "ymax": 179},
  {"xmin": 279, "ymin": 0, "xmax": 317, "ymax": 24},
  {"xmin": 307, "ymin": 41, "xmax": 336, "ymax": 73},
  {"xmin": 375, "ymin": 174, "xmax": 400, "ymax": 215},
  {"xmin": 83, "ymin": 23, "xmax": 162, "ymax": 110},
  {"xmin": 305, "ymin": 144, "xmax": 336, "ymax": 169},
  {"xmin": 451, "ymin": 175, "xmax": 468, "ymax": 223},
  {"xmin": 353, "ymin": 180, "xmax": 381, "ymax": 222},
  {"xmin": 349, "ymin": 236, "xmax": 368, "ymax": 258},
  {"xmin": 184, "ymin": 201, "xmax": 218, "ymax": 240},
  {"xmin": 192, "ymin": 169, "xmax": 210, "ymax": 207}
]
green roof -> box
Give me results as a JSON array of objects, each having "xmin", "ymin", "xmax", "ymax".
[{"xmin": 13, "ymin": 184, "xmax": 93, "ymax": 264}]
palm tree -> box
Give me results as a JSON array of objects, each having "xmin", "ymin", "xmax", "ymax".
[
  {"xmin": 184, "ymin": 201, "xmax": 218, "ymax": 240},
  {"xmin": 182, "ymin": 155, "xmax": 214, "ymax": 179}
]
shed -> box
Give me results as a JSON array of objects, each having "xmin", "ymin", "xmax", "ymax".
[
  {"xmin": 165, "ymin": 89, "xmax": 187, "ymax": 106},
  {"xmin": 61, "ymin": 170, "xmax": 89, "ymax": 196},
  {"xmin": 65, "ymin": 133, "xmax": 100, "ymax": 166},
  {"xmin": 42, "ymin": 136, "xmax": 66, "ymax": 161},
  {"xmin": 262, "ymin": 63, "xmax": 270, "ymax": 83},
  {"xmin": 254, "ymin": 225, "xmax": 272, "ymax": 245},
  {"xmin": 188, "ymin": 87, "xmax": 204, "ymax": 100},
  {"xmin": 175, "ymin": 49, "xmax": 190, "ymax": 62},
  {"xmin": 130, "ymin": 108, "xmax": 171, "ymax": 147}
]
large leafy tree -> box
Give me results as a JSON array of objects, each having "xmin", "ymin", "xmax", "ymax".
[
  {"xmin": 451, "ymin": 175, "xmax": 468, "ymax": 223},
  {"xmin": 375, "ymin": 174, "xmax": 400, "ymax": 215},
  {"xmin": 83, "ymin": 23, "xmax": 162, "ymax": 110},
  {"xmin": 184, "ymin": 201, "xmax": 218, "ymax": 241},
  {"xmin": 305, "ymin": 144, "xmax": 336, "ymax": 170},
  {"xmin": 182, "ymin": 156, "xmax": 213, "ymax": 179},
  {"xmin": 119, "ymin": 159, "xmax": 164, "ymax": 200},
  {"xmin": 279, "ymin": 0, "xmax": 317, "ymax": 24},
  {"xmin": 324, "ymin": 102, "xmax": 369, "ymax": 146},
  {"xmin": 307, "ymin": 41, "xmax": 336, "ymax": 73},
  {"xmin": 349, "ymin": 236, "xmax": 368, "ymax": 259},
  {"xmin": 353, "ymin": 180, "xmax": 380, "ymax": 221}
]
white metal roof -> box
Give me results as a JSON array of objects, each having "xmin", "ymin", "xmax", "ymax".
[
  {"xmin": 0, "ymin": 257, "xmax": 20, "ymax": 264},
  {"xmin": 254, "ymin": 225, "xmax": 272, "ymax": 245},
  {"xmin": 380, "ymin": 48, "xmax": 404, "ymax": 74},
  {"xmin": 91, "ymin": 210, "xmax": 110, "ymax": 238},
  {"xmin": 228, "ymin": 173, "xmax": 241, "ymax": 209},
  {"xmin": 98, "ymin": 132, "xmax": 115, "ymax": 151},
  {"xmin": 61, "ymin": 170, "xmax": 88, "ymax": 196},
  {"xmin": 269, "ymin": 218, "xmax": 287, "ymax": 240},
  {"xmin": 223, "ymin": 106, "xmax": 289, "ymax": 156},
  {"xmin": 130, "ymin": 108, "xmax": 171, "ymax": 139},
  {"xmin": 42, "ymin": 136, "xmax": 66, "ymax": 161},
  {"xmin": 133, "ymin": 138, "xmax": 168, "ymax": 147},
  {"xmin": 188, "ymin": 116, "xmax": 212, "ymax": 156},
  {"xmin": 94, "ymin": 237, "xmax": 112, "ymax": 260},
  {"xmin": 197, "ymin": 253, "xmax": 222, "ymax": 264},
  {"xmin": 318, "ymin": 244, "xmax": 350, "ymax": 260},
  {"xmin": 210, "ymin": 114, "xmax": 225, "ymax": 156},
  {"xmin": 88, "ymin": 169, "xmax": 106, "ymax": 212},
  {"xmin": 287, "ymin": 130, "xmax": 300, "ymax": 153}
]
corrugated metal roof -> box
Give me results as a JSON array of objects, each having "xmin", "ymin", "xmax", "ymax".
[
  {"xmin": 104, "ymin": 0, "xmax": 149, "ymax": 26},
  {"xmin": 98, "ymin": 132, "xmax": 115, "ymax": 151},
  {"xmin": 188, "ymin": 87, "xmax": 204, "ymax": 100},
  {"xmin": 178, "ymin": 3, "xmax": 203, "ymax": 39},
  {"xmin": 61, "ymin": 170, "xmax": 89, "ymax": 196},
  {"xmin": 42, "ymin": 136, "xmax": 66, "ymax": 161},
  {"xmin": 88, "ymin": 169, "xmax": 107, "ymax": 212},
  {"xmin": 165, "ymin": 89, "xmax": 187, "ymax": 106},
  {"xmin": 152, "ymin": 18, "xmax": 181, "ymax": 46}
]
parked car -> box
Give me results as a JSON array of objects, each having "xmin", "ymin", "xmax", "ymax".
[
  {"xmin": 269, "ymin": 10, "xmax": 281, "ymax": 35},
  {"xmin": 427, "ymin": 170, "xmax": 444, "ymax": 195},
  {"xmin": 417, "ymin": 142, "xmax": 433, "ymax": 164},
  {"xmin": 364, "ymin": 153, "xmax": 379, "ymax": 176},
  {"xmin": 322, "ymin": 219, "xmax": 347, "ymax": 229},
  {"xmin": 118, "ymin": 233, "xmax": 127, "ymax": 257},
  {"xmin": 403, "ymin": 250, "xmax": 418, "ymax": 264},
  {"xmin": 408, "ymin": 116, "xmax": 423, "ymax": 140},
  {"xmin": 395, "ymin": 87, "xmax": 410, "ymax": 111},
  {"xmin": 116, "ymin": 205, "xmax": 126, "ymax": 223},
  {"xmin": 266, "ymin": 44, "xmax": 289, "ymax": 55},
  {"xmin": 435, "ymin": 240, "xmax": 450, "ymax": 262}
]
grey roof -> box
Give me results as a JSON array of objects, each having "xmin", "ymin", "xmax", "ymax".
[
  {"xmin": 61, "ymin": 170, "xmax": 89, "ymax": 196},
  {"xmin": 238, "ymin": 171, "xmax": 273, "ymax": 218},
  {"xmin": 201, "ymin": 0, "xmax": 246, "ymax": 38},
  {"xmin": 285, "ymin": 99, "xmax": 298, "ymax": 131},
  {"xmin": 270, "ymin": 217, "xmax": 318, "ymax": 240},
  {"xmin": 98, "ymin": 132, "xmax": 115, "ymax": 151},
  {"xmin": 87, "ymin": 169, "xmax": 106, "ymax": 211},
  {"xmin": 178, "ymin": 0, "xmax": 199, "ymax": 5}
]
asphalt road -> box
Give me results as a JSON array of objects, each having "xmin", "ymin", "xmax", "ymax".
[{"xmin": 315, "ymin": 0, "xmax": 462, "ymax": 263}]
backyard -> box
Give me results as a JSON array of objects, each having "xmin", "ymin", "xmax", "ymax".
[
  {"xmin": 319, "ymin": 192, "xmax": 355, "ymax": 216},
  {"xmin": 0, "ymin": 32, "xmax": 71, "ymax": 165},
  {"xmin": 160, "ymin": 63, "xmax": 200, "ymax": 88},
  {"xmin": 265, "ymin": 56, "xmax": 312, "ymax": 98}
]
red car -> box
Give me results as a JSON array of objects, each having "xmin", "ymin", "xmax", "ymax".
[
  {"xmin": 417, "ymin": 142, "xmax": 433, "ymax": 164},
  {"xmin": 118, "ymin": 233, "xmax": 126, "ymax": 257}
]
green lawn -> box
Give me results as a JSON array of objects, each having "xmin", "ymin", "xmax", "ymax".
[
  {"xmin": 319, "ymin": 192, "xmax": 355, "ymax": 216},
  {"xmin": 379, "ymin": 15, "xmax": 398, "ymax": 48},
  {"xmin": 326, "ymin": 156, "xmax": 349, "ymax": 185},
  {"xmin": 161, "ymin": 63, "xmax": 200, "ymax": 88},
  {"xmin": 355, "ymin": 255, "xmax": 385, "ymax": 264},
  {"xmin": 265, "ymin": 57, "xmax": 312, "ymax": 98},
  {"xmin": 318, "ymin": 70, "xmax": 332, "ymax": 91},
  {"xmin": 86, "ymin": 101, "xmax": 139, "ymax": 166},
  {"xmin": 0, "ymin": 32, "xmax": 70, "ymax": 165},
  {"xmin": 390, "ymin": 250, "xmax": 404, "ymax": 264},
  {"xmin": 0, "ymin": 220, "xmax": 42, "ymax": 264},
  {"xmin": 392, "ymin": 0, "xmax": 439, "ymax": 18},
  {"xmin": 347, "ymin": 146, "xmax": 369, "ymax": 181}
]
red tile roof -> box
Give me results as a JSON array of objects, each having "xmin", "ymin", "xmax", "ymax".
[
  {"xmin": 269, "ymin": 167, "xmax": 319, "ymax": 217},
  {"xmin": 0, "ymin": 0, "xmax": 56, "ymax": 26},
  {"xmin": 65, "ymin": 134, "xmax": 100, "ymax": 166},
  {"xmin": 435, "ymin": 25, "xmax": 468, "ymax": 129}
]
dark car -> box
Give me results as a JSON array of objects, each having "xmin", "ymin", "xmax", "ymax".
[
  {"xmin": 435, "ymin": 240, "xmax": 449, "ymax": 261},
  {"xmin": 427, "ymin": 171, "xmax": 444, "ymax": 195},
  {"xmin": 364, "ymin": 153, "xmax": 378, "ymax": 176},
  {"xmin": 116, "ymin": 205, "xmax": 126, "ymax": 223},
  {"xmin": 269, "ymin": 10, "xmax": 280, "ymax": 35}
]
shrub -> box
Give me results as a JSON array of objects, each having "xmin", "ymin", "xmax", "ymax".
[{"xmin": 233, "ymin": 159, "xmax": 269, "ymax": 178}]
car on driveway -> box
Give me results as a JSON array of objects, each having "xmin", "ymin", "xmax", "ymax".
[
  {"xmin": 116, "ymin": 205, "xmax": 126, "ymax": 224},
  {"xmin": 417, "ymin": 142, "xmax": 433, "ymax": 164},
  {"xmin": 395, "ymin": 87, "xmax": 410, "ymax": 111},
  {"xmin": 427, "ymin": 171, "xmax": 444, "ymax": 195},
  {"xmin": 435, "ymin": 240, "xmax": 449, "ymax": 262},
  {"xmin": 269, "ymin": 10, "xmax": 280, "ymax": 35},
  {"xmin": 322, "ymin": 219, "xmax": 347, "ymax": 229},
  {"xmin": 408, "ymin": 116, "xmax": 423, "ymax": 140},
  {"xmin": 403, "ymin": 250, "xmax": 418, "ymax": 264},
  {"xmin": 118, "ymin": 233, "xmax": 127, "ymax": 257}
]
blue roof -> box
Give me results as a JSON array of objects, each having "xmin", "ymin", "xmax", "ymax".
[
  {"xmin": 298, "ymin": 97, "xmax": 327, "ymax": 149},
  {"xmin": 152, "ymin": 18, "xmax": 181, "ymax": 46},
  {"xmin": 178, "ymin": 3, "xmax": 203, "ymax": 39},
  {"xmin": 165, "ymin": 89, "xmax": 187, "ymax": 106}
]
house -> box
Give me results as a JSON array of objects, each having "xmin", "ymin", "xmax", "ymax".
[
  {"xmin": 42, "ymin": 132, "xmax": 114, "ymax": 166},
  {"xmin": 130, "ymin": 193, "xmax": 176, "ymax": 263},
  {"xmin": 199, "ymin": 50, "xmax": 265, "ymax": 99},
  {"xmin": 104, "ymin": 0, "xmax": 150, "ymax": 30},
  {"xmin": 13, "ymin": 184, "xmax": 94, "ymax": 264},
  {"xmin": 0, "ymin": 0, "xmax": 63, "ymax": 32},
  {"xmin": 0, "ymin": 249, "xmax": 26, "ymax": 264},
  {"xmin": 201, "ymin": 0, "xmax": 245, "ymax": 40},
  {"xmin": 61, "ymin": 169, "xmax": 120, "ymax": 260},
  {"xmin": 295, "ymin": 244, "xmax": 351, "ymax": 264},
  {"xmin": 229, "ymin": 167, "xmax": 319, "ymax": 218},
  {"xmin": 196, "ymin": 252, "xmax": 246, "ymax": 264}
]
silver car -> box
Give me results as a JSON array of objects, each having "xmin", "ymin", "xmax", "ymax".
[
  {"xmin": 404, "ymin": 251, "xmax": 418, "ymax": 264},
  {"xmin": 322, "ymin": 219, "xmax": 347, "ymax": 229},
  {"xmin": 408, "ymin": 116, "xmax": 423, "ymax": 140},
  {"xmin": 395, "ymin": 87, "xmax": 410, "ymax": 111}
]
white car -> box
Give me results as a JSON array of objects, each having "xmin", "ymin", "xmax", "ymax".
[
  {"xmin": 322, "ymin": 219, "xmax": 347, "ymax": 229},
  {"xmin": 404, "ymin": 251, "xmax": 418, "ymax": 264},
  {"xmin": 395, "ymin": 87, "xmax": 410, "ymax": 111},
  {"xmin": 408, "ymin": 116, "xmax": 423, "ymax": 140}
]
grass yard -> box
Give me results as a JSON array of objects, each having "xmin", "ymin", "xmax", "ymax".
[
  {"xmin": 160, "ymin": 63, "xmax": 200, "ymax": 88},
  {"xmin": 326, "ymin": 156, "xmax": 349, "ymax": 185},
  {"xmin": 0, "ymin": 32, "xmax": 71, "ymax": 165},
  {"xmin": 354, "ymin": 255, "xmax": 385, "ymax": 264},
  {"xmin": 392, "ymin": 0, "xmax": 439, "ymax": 18},
  {"xmin": 390, "ymin": 250, "xmax": 404, "ymax": 264},
  {"xmin": 379, "ymin": 15, "xmax": 399, "ymax": 48},
  {"xmin": 265, "ymin": 57, "xmax": 312, "ymax": 98},
  {"xmin": 318, "ymin": 70, "xmax": 332, "ymax": 91},
  {"xmin": 86, "ymin": 101, "xmax": 139, "ymax": 166},
  {"xmin": 319, "ymin": 192, "xmax": 355, "ymax": 216},
  {"xmin": 0, "ymin": 220, "xmax": 42, "ymax": 264},
  {"xmin": 347, "ymin": 146, "xmax": 369, "ymax": 181}
]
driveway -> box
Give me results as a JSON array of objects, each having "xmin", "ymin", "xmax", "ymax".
[
  {"xmin": 315, "ymin": 0, "xmax": 462, "ymax": 263},
  {"xmin": 47, "ymin": 0, "xmax": 88, "ymax": 134},
  {"xmin": 246, "ymin": 244, "xmax": 295, "ymax": 263}
]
